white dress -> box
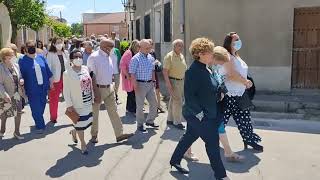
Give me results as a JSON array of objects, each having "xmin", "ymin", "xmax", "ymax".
[{"xmin": 73, "ymin": 68, "xmax": 93, "ymax": 130}]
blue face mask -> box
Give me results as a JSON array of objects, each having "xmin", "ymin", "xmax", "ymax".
[{"xmin": 233, "ymin": 39, "xmax": 242, "ymax": 51}]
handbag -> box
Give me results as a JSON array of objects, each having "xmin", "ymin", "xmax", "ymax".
[
  {"xmin": 65, "ymin": 109, "xmax": 79, "ymax": 124},
  {"xmin": 237, "ymin": 91, "xmax": 255, "ymax": 110}
]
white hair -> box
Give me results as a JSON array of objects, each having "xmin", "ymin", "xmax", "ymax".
[{"xmin": 172, "ymin": 39, "xmax": 184, "ymax": 47}]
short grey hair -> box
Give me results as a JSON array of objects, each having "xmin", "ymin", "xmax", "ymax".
[
  {"xmin": 83, "ymin": 41, "xmax": 93, "ymax": 48},
  {"xmin": 172, "ymin": 39, "xmax": 184, "ymax": 47}
]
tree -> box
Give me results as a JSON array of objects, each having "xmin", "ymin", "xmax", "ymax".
[
  {"xmin": 71, "ymin": 23, "xmax": 83, "ymax": 37},
  {"xmin": 3, "ymin": 0, "xmax": 46, "ymax": 42},
  {"xmin": 45, "ymin": 17, "xmax": 72, "ymax": 38}
]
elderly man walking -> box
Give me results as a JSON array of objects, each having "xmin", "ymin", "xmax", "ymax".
[
  {"xmin": 129, "ymin": 39, "xmax": 159, "ymax": 132},
  {"xmin": 87, "ymin": 38, "xmax": 134, "ymax": 143},
  {"xmin": 163, "ymin": 39, "xmax": 187, "ymax": 130}
]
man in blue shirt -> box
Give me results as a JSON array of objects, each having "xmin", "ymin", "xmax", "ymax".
[
  {"xmin": 129, "ymin": 39, "xmax": 159, "ymax": 132},
  {"xmin": 82, "ymin": 41, "xmax": 93, "ymax": 66}
]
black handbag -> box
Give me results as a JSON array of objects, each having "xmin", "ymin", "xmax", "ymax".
[{"xmin": 237, "ymin": 91, "xmax": 255, "ymax": 110}]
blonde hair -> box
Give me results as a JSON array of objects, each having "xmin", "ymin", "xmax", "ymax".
[
  {"xmin": 189, "ymin": 37, "xmax": 215, "ymax": 60},
  {"xmin": 213, "ymin": 46, "xmax": 230, "ymax": 62},
  {"xmin": 0, "ymin": 48, "xmax": 14, "ymax": 62}
]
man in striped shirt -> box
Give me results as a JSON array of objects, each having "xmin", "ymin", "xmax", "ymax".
[{"xmin": 129, "ymin": 39, "xmax": 159, "ymax": 132}]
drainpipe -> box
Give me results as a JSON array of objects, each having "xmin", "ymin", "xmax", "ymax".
[{"xmin": 179, "ymin": 0, "xmax": 186, "ymax": 57}]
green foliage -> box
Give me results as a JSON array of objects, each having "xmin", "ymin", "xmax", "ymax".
[
  {"xmin": 120, "ymin": 40, "xmax": 130, "ymax": 55},
  {"xmin": 4, "ymin": 0, "xmax": 46, "ymax": 42},
  {"xmin": 71, "ymin": 23, "xmax": 83, "ymax": 37},
  {"xmin": 45, "ymin": 17, "xmax": 72, "ymax": 38}
]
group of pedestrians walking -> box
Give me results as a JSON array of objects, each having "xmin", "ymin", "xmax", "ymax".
[{"xmin": 0, "ymin": 31, "xmax": 262, "ymax": 179}]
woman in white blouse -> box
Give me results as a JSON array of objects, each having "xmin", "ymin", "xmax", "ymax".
[
  {"xmin": 47, "ymin": 37, "xmax": 68, "ymax": 123},
  {"xmin": 63, "ymin": 50, "xmax": 94, "ymax": 155},
  {"xmin": 222, "ymin": 32, "xmax": 263, "ymax": 151}
]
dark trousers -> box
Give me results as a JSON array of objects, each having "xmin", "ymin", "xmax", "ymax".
[
  {"xmin": 126, "ymin": 91, "xmax": 136, "ymax": 113},
  {"xmin": 170, "ymin": 115, "xmax": 227, "ymax": 179}
]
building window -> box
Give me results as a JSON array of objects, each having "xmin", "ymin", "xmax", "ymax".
[
  {"xmin": 136, "ymin": 19, "xmax": 140, "ymax": 40},
  {"xmin": 144, "ymin": 14, "xmax": 150, "ymax": 39},
  {"xmin": 163, "ymin": 2, "xmax": 171, "ymax": 42}
]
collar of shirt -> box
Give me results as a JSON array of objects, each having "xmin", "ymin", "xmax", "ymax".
[{"xmin": 99, "ymin": 49, "xmax": 109, "ymax": 57}]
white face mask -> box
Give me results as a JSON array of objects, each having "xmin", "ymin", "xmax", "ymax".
[
  {"xmin": 10, "ymin": 57, "xmax": 17, "ymax": 64},
  {"xmin": 55, "ymin": 43, "xmax": 64, "ymax": 50},
  {"xmin": 73, "ymin": 58, "xmax": 83, "ymax": 66}
]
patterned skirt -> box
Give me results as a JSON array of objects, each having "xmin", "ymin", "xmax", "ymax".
[
  {"xmin": 74, "ymin": 112, "xmax": 93, "ymax": 131},
  {"xmin": 0, "ymin": 97, "xmax": 20, "ymax": 119}
]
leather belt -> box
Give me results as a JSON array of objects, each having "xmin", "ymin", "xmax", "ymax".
[
  {"xmin": 169, "ymin": 77, "xmax": 184, "ymax": 81},
  {"xmin": 97, "ymin": 84, "xmax": 110, "ymax": 88},
  {"xmin": 137, "ymin": 80, "xmax": 153, "ymax": 83}
]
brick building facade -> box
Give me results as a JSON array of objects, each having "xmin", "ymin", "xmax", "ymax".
[{"xmin": 83, "ymin": 12, "xmax": 128, "ymax": 39}]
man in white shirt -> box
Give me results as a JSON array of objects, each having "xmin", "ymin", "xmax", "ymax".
[{"xmin": 87, "ymin": 38, "xmax": 133, "ymax": 143}]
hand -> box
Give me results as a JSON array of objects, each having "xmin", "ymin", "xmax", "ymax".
[
  {"xmin": 166, "ymin": 83, "xmax": 176, "ymax": 99},
  {"xmin": 50, "ymin": 82, "xmax": 54, "ymax": 90},
  {"xmin": 220, "ymin": 93, "xmax": 225, "ymax": 101},
  {"xmin": 67, "ymin": 106, "xmax": 75, "ymax": 112},
  {"xmin": 19, "ymin": 79, "xmax": 24, "ymax": 86},
  {"xmin": 4, "ymin": 94, "xmax": 11, "ymax": 103},
  {"xmin": 245, "ymin": 80, "xmax": 253, "ymax": 89},
  {"xmin": 133, "ymin": 82, "xmax": 139, "ymax": 93},
  {"xmin": 94, "ymin": 95, "xmax": 101, "ymax": 104}
]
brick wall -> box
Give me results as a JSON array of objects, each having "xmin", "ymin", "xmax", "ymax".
[{"xmin": 84, "ymin": 23, "xmax": 128, "ymax": 40}]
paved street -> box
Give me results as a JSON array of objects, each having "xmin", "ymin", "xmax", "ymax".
[{"xmin": 1, "ymin": 90, "xmax": 320, "ymax": 180}]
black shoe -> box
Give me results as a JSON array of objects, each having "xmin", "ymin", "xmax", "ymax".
[
  {"xmin": 145, "ymin": 123, "xmax": 160, "ymax": 128},
  {"xmin": 137, "ymin": 125, "xmax": 147, "ymax": 132},
  {"xmin": 244, "ymin": 142, "xmax": 263, "ymax": 152},
  {"xmin": 170, "ymin": 163, "xmax": 189, "ymax": 174},
  {"xmin": 167, "ymin": 121, "xmax": 174, "ymax": 125},
  {"xmin": 173, "ymin": 124, "xmax": 185, "ymax": 130}
]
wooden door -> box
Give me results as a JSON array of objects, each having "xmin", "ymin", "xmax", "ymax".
[{"xmin": 292, "ymin": 7, "xmax": 320, "ymax": 89}]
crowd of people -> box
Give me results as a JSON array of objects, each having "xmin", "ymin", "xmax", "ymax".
[{"xmin": 0, "ymin": 31, "xmax": 262, "ymax": 180}]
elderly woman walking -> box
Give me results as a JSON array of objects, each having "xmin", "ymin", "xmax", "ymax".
[
  {"xmin": 120, "ymin": 40, "xmax": 140, "ymax": 114},
  {"xmin": 0, "ymin": 48, "xmax": 26, "ymax": 139},
  {"xmin": 19, "ymin": 40, "xmax": 53, "ymax": 134},
  {"xmin": 170, "ymin": 38, "xmax": 229, "ymax": 180},
  {"xmin": 64, "ymin": 50, "xmax": 94, "ymax": 154}
]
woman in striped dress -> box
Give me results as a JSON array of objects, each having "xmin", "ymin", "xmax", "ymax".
[{"xmin": 63, "ymin": 50, "xmax": 94, "ymax": 155}]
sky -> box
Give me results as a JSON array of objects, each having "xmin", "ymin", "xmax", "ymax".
[{"xmin": 46, "ymin": 0, "xmax": 124, "ymax": 24}]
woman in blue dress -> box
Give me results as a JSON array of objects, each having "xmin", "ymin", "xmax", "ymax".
[{"xmin": 19, "ymin": 40, "xmax": 53, "ymax": 134}]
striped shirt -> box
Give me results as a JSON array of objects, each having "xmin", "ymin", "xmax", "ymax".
[{"xmin": 129, "ymin": 52, "xmax": 155, "ymax": 81}]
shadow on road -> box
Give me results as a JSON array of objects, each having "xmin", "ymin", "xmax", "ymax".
[
  {"xmin": 45, "ymin": 142, "xmax": 123, "ymax": 178},
  {"xmin": 169, "ymin": 148, "xmax": 261, "ymax": 180},
  {"xmin": 0, "ymin": 122, "xmax": 71, "ymax": 151},
  {"xmin": 126, "ymin": 129, "xmax": 157, "ymax": 149},
  {"xmin": 223, "ymin": 149, "xmax": 261, "ymax": 173},
  {"xmin": 160, "ymin": 128, "xmax": 184, "ymax": 142}
]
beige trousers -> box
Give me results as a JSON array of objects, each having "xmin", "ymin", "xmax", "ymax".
[
  {"xmin": 167, "ymin": 79, "xmax": 184, "ymax": 125},
  {"xmin": 113, "ymin": 74, "xmax": 120, "ymax": 95},
  {"xmin": 91, "ymin": 85, "xmax": 123, "ymax": 138}
]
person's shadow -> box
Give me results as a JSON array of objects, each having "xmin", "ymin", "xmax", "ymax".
[
  {"xmin": 169, "ymin": 148, "xmax": 261, "ymax": 179},
  {"xmin": 223, "ymin": 149, "xmax": 261, "ymax": 173},
  {"xmin": 125, "ymin": 128, "xmax": 157, "ymax": 149},
  {"xmin": 0, "ymin": 122, "xmax": 71, "ymax": 151},
  {"xmin": 45, "ymin": 142, "xmax": 122, "ymax": 178},
  {"xmin": 160, "ymin": 127, "xmax": 185, "ymax": 142}
]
